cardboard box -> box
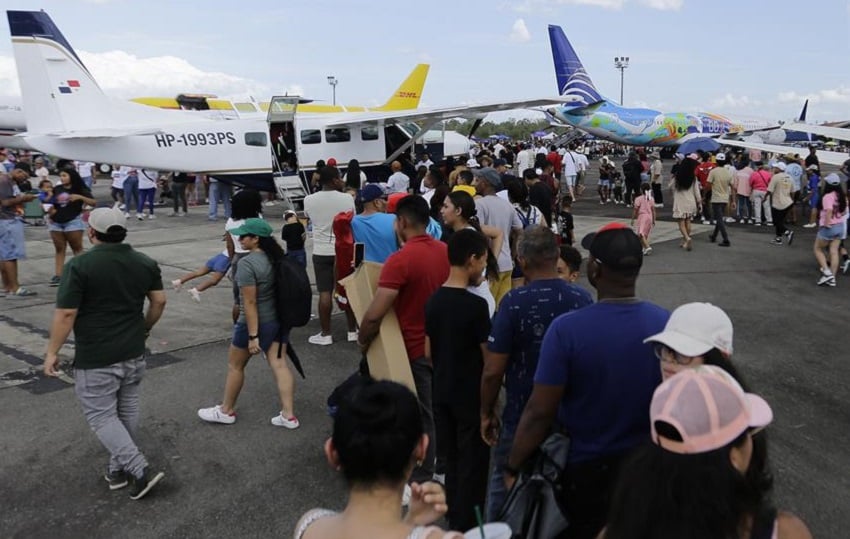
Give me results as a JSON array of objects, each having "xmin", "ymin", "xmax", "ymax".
[{"xmin": 340, "ymin": 261, "xmax": 416, "ymax": 395}]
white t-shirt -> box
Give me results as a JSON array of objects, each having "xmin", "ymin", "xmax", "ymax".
[
  {"xmin": 387, "ymin": 171, "xmax": 410, "ymax": 194},
  {"xmin": 225, "ymin": 217, "xmax": 250, "ymax": 255},
  {"xmin": 75, "ymin": 161, "xmax": 95, "ymax": 178},
  {"xmin": 562, "ymin": 152, "xmax": 578, "ymax": 176},
  {"xmin": 111, "ymin": 167, "xmax": 127, "ymax": 188},
  {"xmin": 35, "ymin": 166, "xmax": 49, "ymax": 180},
  {"xmin": 516, "ymin": 150, "xmax": 533, "ymax": 175},
  {"xmin": 342, "ymin": 170, "xmax": 368, "ymax": 188},
  {"xmin": 575, "ymin": 153, "xmax": 589, "ymax": 172},
  {"xmin": 139, "ymin": 170, "xmax": 158, "ymax": 190},
  {"xmin": 493, "ymin": 143, "xmax": 505, "ymax": 158},
  {"xmin": 415, "ymin": 159, "xmax": 434, "ymax": 169},
  {"xmin": 303, "ymin": 190, "xmax": 356, "ymax": 256}
]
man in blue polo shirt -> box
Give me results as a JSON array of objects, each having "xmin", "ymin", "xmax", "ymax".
[
  {"xmin": 505, "ymin": 222, "xmax": 669, "ymax": 539},
  {"xmin": 351, "ymin": 184, "xmax": 396, "ymax": 263}
]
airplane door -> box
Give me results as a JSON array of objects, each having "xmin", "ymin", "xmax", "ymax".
[{"xmin": 267, "ymin": 96, "xmax": 305, "ymax": 207}]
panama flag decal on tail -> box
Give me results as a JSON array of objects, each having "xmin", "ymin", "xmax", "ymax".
[{"xmin": 58, "ymin": 79, "xmax": 80, "ymax": 93}]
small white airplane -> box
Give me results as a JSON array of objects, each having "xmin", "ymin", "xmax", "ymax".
[{"xmin": 7, "ymin": 10, "xmax": 577, "ymax": 200}]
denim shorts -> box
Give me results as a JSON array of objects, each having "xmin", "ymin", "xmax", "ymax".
[
  {"xmin": 817, "ymin": 223, "xmax": 845, "ymax": 241},
  {"xmin": 205, "ymin": 253, "xmax": 231, "ymax": 274},
  {"xmin": 48, "ymin": 215, "xmax": 86, "ymax": 233},
  {"xmin": 232, "ymin": 321, "xmax": 288, "ymax": 351},
  {"xmin": 0, "ymin": 218, "xmax": 26, "ymax": 261}
]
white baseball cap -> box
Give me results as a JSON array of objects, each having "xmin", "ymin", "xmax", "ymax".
[
  {"xmin": 88, "ymin": 207, "xmax": 127, "ymax": 233},
  {"xmin": 715, "ymin": 152, "xmax": 726, "ymax": 161},
  {"xmin": 644, "ymin": 302, "xmax": 733, "ymax": 356},
  {"xmin": 772, "ymin": 161, "xmax": 786, "ymax": 172}
]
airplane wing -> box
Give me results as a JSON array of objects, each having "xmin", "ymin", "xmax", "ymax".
[
  {"xmin": 782, "ymin": 122, "xmax": 850, "ymax": 142},
  {"xmin": 720, "ymin": 138, "xmax": 847, "ymax": 166},
  {"xmin": 321, "ymin": 96, "xmax": 582, "ymax": 127}
]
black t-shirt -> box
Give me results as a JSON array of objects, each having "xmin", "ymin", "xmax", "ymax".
[
  {"xmin": 51, "ymin": 184, "xmax": 92, "ymax": 223},
  {"xmin": 281, "ymin": 222, "xmax": 306, "ymax": 251},
  {"xmin": 425, "ymin": 287, "xmax": 491, "ymax": 406},
  {"xmin": 558, "ymin": 211, "xmax": 574, "ymax": 245},
  {"xmin": 529, "ymin": 181, "xmax": 554, "ymax": 225},
  {"xmin": 804, "ymin": 154, "xmax": 819, "ymax": 169}
]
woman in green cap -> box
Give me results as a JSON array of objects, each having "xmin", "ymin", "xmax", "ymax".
[{"xmin": 197, "ymin": 217, "xmax": 300, "ymax": 429}]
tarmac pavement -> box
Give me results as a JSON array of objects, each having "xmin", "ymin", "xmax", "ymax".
[{"xmin": 1, "ymin": 172, "xmax": 847, "ymax": 538}]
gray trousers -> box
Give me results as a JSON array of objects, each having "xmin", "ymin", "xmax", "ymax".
[{"xmin": 74, "ymin": 357, "xmax": 148, "ymax": 478}]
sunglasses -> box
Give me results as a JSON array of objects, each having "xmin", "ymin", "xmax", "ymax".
[{"xmin": 654, "ymin": 343, "xmax": 699, "ymax": 366}]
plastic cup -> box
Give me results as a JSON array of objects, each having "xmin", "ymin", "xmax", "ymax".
[{"xmin": 463, "ymin": 522, "xmax": 512, "ymax": 539}]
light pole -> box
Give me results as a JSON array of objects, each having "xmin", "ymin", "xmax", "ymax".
[
  {"xmin": 327, "ymin": 75, "xmax": 338, "ymax": 106},
  {"xmin": 613, "ymin": 56, "xmax": 629, "ymax": 106}
]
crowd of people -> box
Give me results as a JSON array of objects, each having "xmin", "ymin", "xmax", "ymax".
[{"xmin": 0, "ymin": 140, "xmax": 829, "ymax": 536}]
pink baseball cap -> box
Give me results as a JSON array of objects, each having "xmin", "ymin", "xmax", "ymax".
[{"xmin": 650, "ymin": 366, "xmax": 773, "ymax": 455}]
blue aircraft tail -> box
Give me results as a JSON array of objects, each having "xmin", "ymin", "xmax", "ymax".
[
  {"xmin": 548, "ymin": 25, "xmax": 603, "ymax": 106},
  {"xmin": 798, "ymin": 100, "xmax": 808, "ymax": 122}
]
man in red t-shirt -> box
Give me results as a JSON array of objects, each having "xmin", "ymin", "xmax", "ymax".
[
  {"xmin": 358, "ymin": 194, "xmax": 449, "ymax": 483},
  {"xmin": 547, "ymin": 146, "xmax": 563, "ymax": 181},
  {"xmin": 694, "ymin": 152, "xmax": 717, "ymax": 223}
]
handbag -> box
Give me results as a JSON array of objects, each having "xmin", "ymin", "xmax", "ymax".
[{"xmin": 497, "ymin": 433, "xmax": 570, "ymax": 539}]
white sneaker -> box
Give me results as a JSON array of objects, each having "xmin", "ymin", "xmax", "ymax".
[
  {"xmin": 817, "ymin": 271, "xmax": 835, "ymax": 286},
  {"xmin": 171, "ymin": 279, "xmax": 182, "ymax": 291},
  {"xmin": 198, "ymin": 405, "xmax": 236, "ymax": 424},
  {"xmin": 655, "ymin": 203, "xmax": 663, "ymax": 208},
  {"xmin": 643, "ymin": 247, "xmax": 653, "ymax": 255},
  {"xmin": 119, "ymin": 204, "xmax": 126, "ymax": 211},
  {"xmin": 124, "ymin": 212, "xmax": 130, "ymax": 219},
  {"xmin": 347, "ymin": 331, "xmax": 359, "ymax": 342},
  {"xmin": 148, "ymin": 214, "xmax": 156, "ymax": 220},
  {"xmin": 188, "ymin": 288, "xmax": 201, "ymax": 303},
  {"xmin": 724, "ymin": 217, "xmax": 735, "ymax": 223},
  {"xmin": 803, "ymin": 223, "xmax": 817, "ymax": 228},
  {"xmin": 136, "ymin": 213, "xmax": 144, "ymax": 221},
  {"xmin": 308, "ymin": 332, "xmax": 333, "ymax": 346},
  {"xmin": 271, "ymin": 413, "xmax": 300, "ymax": 429}
]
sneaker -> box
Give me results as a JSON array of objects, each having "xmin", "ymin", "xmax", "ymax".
[
  {"xmin": 264, "ymin": 201, "xmax": 276, "ymax": 207},
  {"xmin": 827, "ymin": 280, "xmax": 837, "ymax": 287},
  {"xmin": 655, "ymin": 203, "xmax": 664, "ymax": 208},
  {"xmin": 701, "ymin": 218, "xmax": 709, "ymax": 224},
  {"xmin": 197, "ymin": 405, "xmax": 236, "ymax": 424},
  {"xmin": 49, "ymin": 275, "xmax": 61, "ymax": 287},
  {"xmin": 785, "ymin": 230, "xmax": 795, "ymax": 245},
  {"xmin": 754, "ymin": 222, "xmax": 762, "ymax": 227},
  {"xmin": 724, "ymin": 217, "xmax": 735, "ymax": 223},
  {"xmin": 179, "ymin": 211, "xmax": 187, "ymax": 217},
  {"xmin": 271, "ymin": 413, "xmax": 300, "ymax": 429},
  {"xmin": 148, "ymin": 214, "xmax": 156, "ymax": 220},
  {"xmin": 128, "ymin": 467, "xmax": 165, "ymax": 500},
  {"xmin": 771, "ymin": 238, "xmax": 783, "ymax": 245},
  {"xmin": 7, "ymin": 287, "xmax": 37, "ymax": 298},
  {"xmin": 104, "ymin": 470, "xmax": 129, "ymax": 491},
  {"xmin": 599, "ymin": 201, "xmax": 605, "ymax": 205},
  {"xmin": 841, "ymin": 259, "xmax": 850, "ymax": 275},
  {"xmin": 136, "ymin": 213, "xmax": 144, "ymax": 221},
  {"xmin": 119, "ymin": 204, "xmax": 126, "ymax": 211},
  {"xmin": 818, "ymin": 271, "xmax": 835, "ymax": 286},
  {"xmin": 766, "ymin": 221, "xmax": 773, "ymax": 226},
  {"xmin": 188, "ymin": 288, "xmax": 201, "ymax": 303},
  {"xmin": 124, "ymin": 212, "xmax": 130, "ymax": 219},
  {"xmin": 625, "ymin": 204, "xmax": 632, "ymax": 208},
  {"xmin": 171, "ymin": 279, "xmax": 182, "ymax": 291},
  {"xmin": 803, "ymin": 223, "xmax": 817, "ymax": 228},
  {"xmin": 718, "ymin": 241, "xmax": 731, "ymax": 247},
  {"xmin": 308, "ymin": 332, "xmax": 333, "ymax": 346},
  {"xmin": 642, "ymin": 247, "xmax": 652, "ymax": 255},
  {"xmin": 347, "ymin": 331, "xmax": 359, "ymax": 343}
]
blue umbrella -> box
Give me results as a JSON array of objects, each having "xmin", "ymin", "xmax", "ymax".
[{"xmin": 677, "ymin": 137, "xmax": 720, "ymax": 154}]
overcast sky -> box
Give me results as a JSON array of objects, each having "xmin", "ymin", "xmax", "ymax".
[{"xmin": 1, "ymin": 0, "xmax": 849, "ymax": 122}]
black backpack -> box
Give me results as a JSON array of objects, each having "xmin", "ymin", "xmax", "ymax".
[{"xmin": 274, "ymin": 256, "xmax": 312, "ymax": 329}]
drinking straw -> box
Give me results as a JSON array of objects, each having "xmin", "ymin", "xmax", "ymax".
[{"xmin": 474, "ymin": 505, "xmax": 485, "ymax": 539}]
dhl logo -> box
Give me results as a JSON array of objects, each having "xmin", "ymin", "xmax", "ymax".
[{"xmin": 396, "ymin": 92, "xmax": 419, "ymax": 98}]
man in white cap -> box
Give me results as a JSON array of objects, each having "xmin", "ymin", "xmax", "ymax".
[
  {"xmin": 706, "ymin": 153, "xmax": 734, "ymax": 247},
  {"xmin": 44, "ymin": 207, "xmax": 167, "ymax": 500},
  {"xmin": 767, "ymin": 161, "xmax": 795, "ymax": 245}
]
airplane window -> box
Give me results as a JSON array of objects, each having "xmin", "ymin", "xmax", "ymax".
[
  {"xmin": 245, "ymin": 132, "xmax": 268, "ymax": 146},
  {"xmin": 301, "ymin": 129, "xmax": 321, "ymax": 144},
  {"xmin": 361, "ymin": 125, "xmax": 379, "ymax": 141},
  {"xmin": 325, "ymin": 128, "xmax": 351, "ymax": 143},
  {"xmin": 235, "ymin": 102, "xmax": 257, "ymax": 113}
]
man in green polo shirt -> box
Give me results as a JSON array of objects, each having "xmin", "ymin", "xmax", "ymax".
[{"xmin": 44, "ymin": 206, "xmax": 167, "ymax": 500}]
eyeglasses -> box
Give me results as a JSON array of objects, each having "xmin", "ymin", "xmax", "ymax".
[{"xmin": 654, "ymin": 343, "xmax": 699, "ymax": 366}]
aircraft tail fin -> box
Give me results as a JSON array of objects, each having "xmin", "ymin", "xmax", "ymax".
[
  {"xmin": 376, "ymin": 64, "xmax": 430, "ymax": 111},
  {"xmin": 797, "ymin": 99, "xmax": 808, "ymax": 122},
  {"xmin": 8, "ymin": 10, "xmax": 184, "ymax": 134},
  {"xmin": 548, "ymin": 25, "xmax": 603, "ymax": 106}
]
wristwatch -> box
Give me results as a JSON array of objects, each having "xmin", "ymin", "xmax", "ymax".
[{"xmin": 248, "ymin": 335, "xmax": 259, "ymax": 340}]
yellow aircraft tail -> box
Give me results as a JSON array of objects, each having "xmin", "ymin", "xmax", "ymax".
[{"xmin": 375, "ymin": 64, "xmax": 429, "ymax": 111}]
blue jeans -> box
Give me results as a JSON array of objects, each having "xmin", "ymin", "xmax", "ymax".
[
  {"xmin": 287, "ymin": 249, "xmax": 306, "ymax": 268},
  {"xmin": 208, "ymin": 181, "xmax": 232, "ymax": 219},
  {"xmin": 486, "ymin": 413, "xmax": 519, "ymax": 520},
  {"xmin": 139, "ymin": 188, "xmax": 156, "ymax": 214},
  {"xmin": 736, "ymin": 194, "xmax": 751, "ymax": 221},
  {"xmin": 123, "ymin": 176, "xmax": 139, "ymax": 213},
  {"xmin": 74, "ymin": 357, "xmax": 148, "ymax": 477}
]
